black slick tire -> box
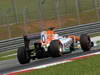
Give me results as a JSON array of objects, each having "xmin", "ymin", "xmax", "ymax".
[
  {"xmin": 48, "ymin": 40, "xmax": 63, "ymax": 57},
  {"xmin": 80, "ymin": 34, "xmax": 91, "ymax": 52},
  {"xmin": 17, "ymin": 46, "xmax": 30, "ymax": 64}
]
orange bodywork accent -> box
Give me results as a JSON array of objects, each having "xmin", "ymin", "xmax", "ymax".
[
  {"xmin": 47, "ymin": 30, "xmax": 55, "ymax": 34},
  {"xmin": 47, "ymin": 30, "xmax": 55, "ymax": 42},
  {"xmin": 41, "ymin": 30, "xmax": 55, "ymax": 45},
  {"xmin": 68, "ymin": 35, "xmax": 80, "ymax": 41}
]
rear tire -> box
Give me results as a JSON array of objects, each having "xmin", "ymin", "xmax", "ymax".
[
  {"xmin": 80, "ymin": 34, "xmax": 91, "ymax": 52},
  {"xmin": 48, "ymin": 40, "xmax": 63, "ymax": 57},
  {"xmin": 17, "ymin": 46, "xmax": 30, "ymax": 64}
]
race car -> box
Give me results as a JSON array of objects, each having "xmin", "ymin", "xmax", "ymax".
[{"xmin": 17, "ymin": 27, "xmax": 94, "ymax": 64}]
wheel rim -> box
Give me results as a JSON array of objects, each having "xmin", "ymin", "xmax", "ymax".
[
  {"xmin": 59, "ymin": 46, "xmax": 63, "ymax": 54},
  {"xmin": 59, "ymin": 47, "xmax": 62, "ymax": 52}
]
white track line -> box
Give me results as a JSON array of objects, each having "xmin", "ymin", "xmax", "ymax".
[{"xmin": 1, "ymin": 53, "xmax": 17, "ymax": 58}]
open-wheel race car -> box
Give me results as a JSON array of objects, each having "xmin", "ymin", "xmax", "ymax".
[{"xmin": 17, "ymin": 27, "xmax": 94, "ymax": 64}]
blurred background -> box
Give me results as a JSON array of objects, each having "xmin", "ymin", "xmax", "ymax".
[{"xmin": 0, "ymin": 0, "xmax": 100, "ymax": 40}]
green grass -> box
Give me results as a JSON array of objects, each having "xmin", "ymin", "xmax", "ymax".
[
  {"xmin": 96, "ymin": 41, "xmax": 100, "ymax": 44},
  {"xmin": 0, "ymin": 0, "xmax": 100, "ymax": 23},
  {"xmin": 90, "ymin": 33, "xmax": 100, "ymax": 37},
  {"xmin": 0, "ymin": 55, "xmax": 16, "ymax": 61},
  {"xmin": 0, "ymin": 50, "xmax": 16, "ymax": 57},
  {"xmin": 18, "ymin": 54, "xmax": 100, "ymax": 75},
  {"xmin": 0, "ymin": 50, "xmax": 16, "ymax": 61}
]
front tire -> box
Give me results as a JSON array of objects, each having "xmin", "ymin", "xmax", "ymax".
[
  {"xmin": 17, "ymin": 46, "xmax": 30, "ymax": 64},
  {"xmin": 48, "ymin": 40, "xmax": 63, "ymax": 57},
  {"xmin": 80, "ymin": 34, "xmax": 91, "ymax": 52}
]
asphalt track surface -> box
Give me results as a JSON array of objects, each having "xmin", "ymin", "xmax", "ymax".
[{"xmin": 0, "ymin": 46, "xmax": 100, "ymax": 74}]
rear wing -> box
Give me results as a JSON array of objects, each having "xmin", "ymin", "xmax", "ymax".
[{"xmin": 23, "ymin": 33, "xmax": 41, "ymax": 50}]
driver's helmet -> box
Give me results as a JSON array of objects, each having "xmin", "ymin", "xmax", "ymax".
[
  {"xmin": 48, "ymin": 27, "xmax": 55, "ymax": 31},
  {"xmin": 47, "ymin": 27, "xmax": 56, "ymax": 40}
]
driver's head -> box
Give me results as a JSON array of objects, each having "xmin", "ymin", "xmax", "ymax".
[
  {"xmin": 47, "ymin": 27, "xmax": 55, "ymax": 35},
  {"xmin": 48, "ymin": 27, "xmax": 55, "ymax": 31}
]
